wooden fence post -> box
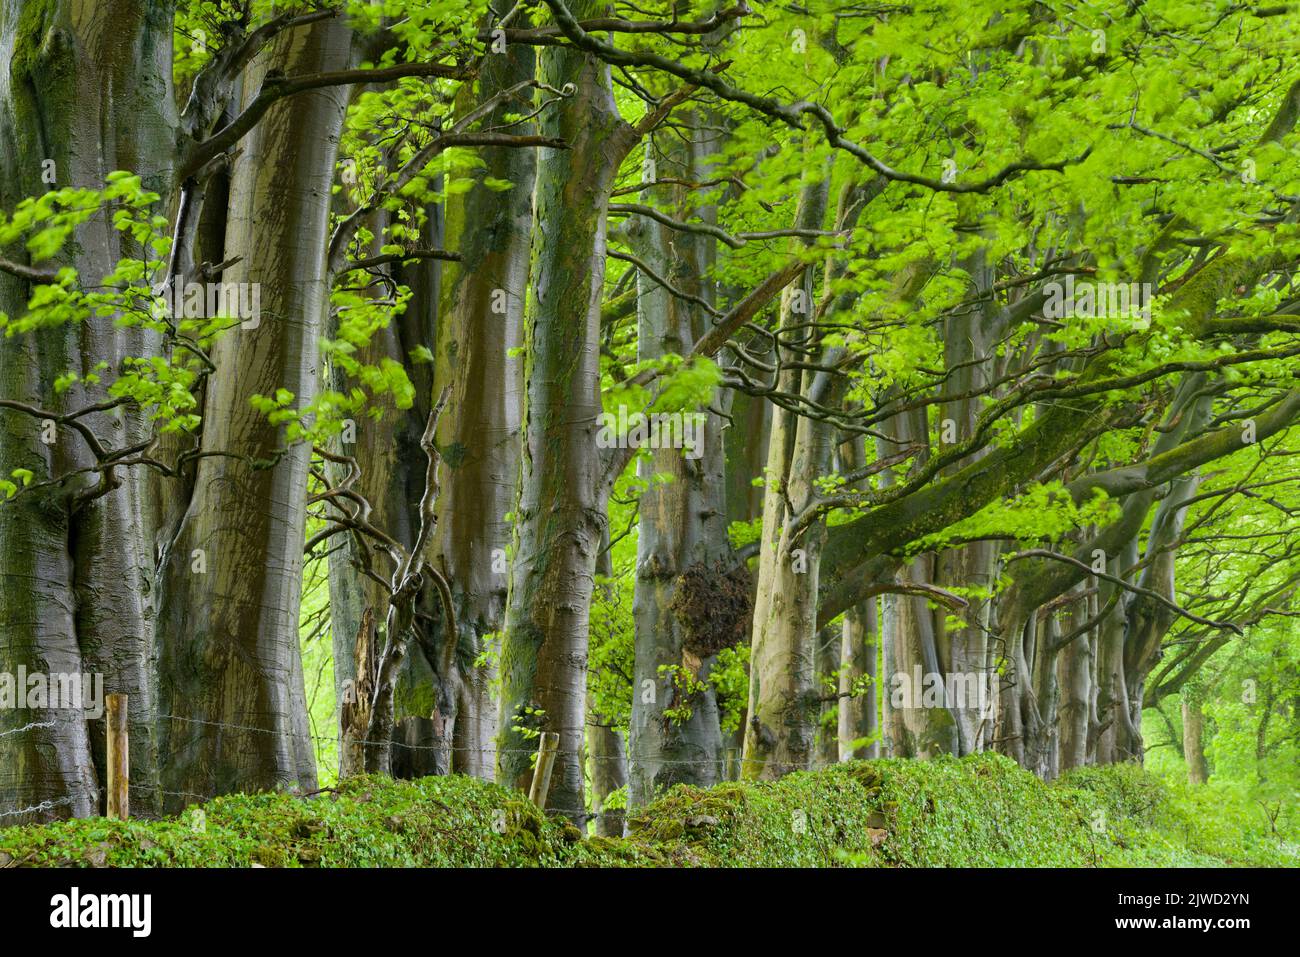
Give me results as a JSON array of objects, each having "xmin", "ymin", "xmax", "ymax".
[
  {"xmin": 527, "ymin": 731, "xmax": 560, "ymax": 811},
  {"xmin": 106, "ymin": 693, "xmax": 129, "ymax": 820}
]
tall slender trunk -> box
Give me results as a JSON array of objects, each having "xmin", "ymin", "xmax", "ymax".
[
  {"xmin": 1093, "ymin": 539, "xmax": 1141, "ymax": 764},
  {"xmin": 741, "ymin": 171, "xmax": 833, "ymax": 779},
  {"xmin": 587, "ymin": 541, "xmax": 627, "ymax": 834},
  {"xmin": 813, "ymin": 623, "xmax": 840, "ymax": 766},
  {"xmin": 157, "ymin": 19, "xmax": 354, "ymax": 807},
  {"xmin": 586, "ymin": 692, "xmax": 627, "ymax": 837},
  {"xmin": 834, "ymin": 432, "xmax": 878, "ymax": 761},
  {"xmin": 838, "ymin": 599, "xmax": 879, "ymax": 760},
  {"xmin": 328, "ymin": 205, "xmax": 442, "ymax": 779},
  {"xmin": 435, "ymin": 16, "xmax": 533, "ymax": 779},
  {"xmin": 626, "ymin": 120, "xmax": 728, "ymax": 806},
  {"xmin": 878, "ymin": 409, "xmax": 956, "ymax": 758},
  {"xmin": 1114, "ymin": 464, "xmax": 1204, "ymax": 766},
  {"xmin": 497, "ymin": 0, "xmax": 636, "ymax": 823},
  {"xmin": 1057, "ymin": 592, "xmax": 1094, "ymax": 772},
  {"xmin": 878, "ymin": 254, "xmax": 1001, "ymax": 760},
  {"xmin": 1182, "ymin": 696, "xmax": 1208, "ymax": 784}
]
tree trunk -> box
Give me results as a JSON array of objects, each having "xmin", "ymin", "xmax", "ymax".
[
  {"xmin": 497, "ymin": 0, "xmax": 635, "ymax": 824},
  {"xmin": 0, "ymin": 0, "xmax": 175, "ymax": 821},
  {"xmin": 327, "ymin": 205, "xmax": 441, "ymax": 778},
  {"xmin": 813, "ymin": 623, "xmax": 840, "ymax": 766},
  {"xmin": 1057, "ymin": 593, "xmax": 1094, "ymax": 773},
  {"xmin": 435, "ymin": 15, "xmax": 533, "ymax": 779},
  {"xmin": 1182, "ymin": 697, "xmax": 1209, "ymax": 784},
  {"xmin": 741, "ymin": 172, "xmax": 833, "ymax": 779},
  {"xmin": 587, "ymin": 704, "xmax": 627, "ymax": 837},
  {"xmin": 877, "ymin": 408, "xmax": 957, "ymax": 758},
  {"xmin": 626, "ymin": 121, "xmax": 727, "ymax": 806},
  {"xmin": 157, "ymin": 19, "xmax": 355, "ymax": 807},
  {"xmin": 838, "ymin": 598, "xmax": 879, "ymax": 760}
]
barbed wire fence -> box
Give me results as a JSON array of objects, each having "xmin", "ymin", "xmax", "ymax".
[{"xmin": 0, "ymin": 720, "xmax": 78, "ymax": 821}]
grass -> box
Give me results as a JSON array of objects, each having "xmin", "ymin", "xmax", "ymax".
[{"xmin": 2, "ymin": 753, "xmax": 1294, "ymax": 868}]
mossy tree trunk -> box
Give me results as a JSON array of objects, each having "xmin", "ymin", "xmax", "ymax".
[
  {"xmin": 741, "ymin": 171, "xmax": 832, "ymax": 779},
  {"xmin": 497, "ymin": 0, "xmax": 637, "ymax": 824},
  {"xmin": 626, "ymin": 120, "xmax": 729, "ymax": 807},
  {"xmin": 433, "ymin": 15, "xmax": 533, "ymax": 779},
  {"xmin": 0, "ymin": 0, "xmax": 176, "ymax": 821},
  {"xmin": 157, "ymin": 19, "xmax": 356, "ymax": 807},
  {"xmin": 1182, "ymin": 694, "xmax": 1208, "ymax": 785}
]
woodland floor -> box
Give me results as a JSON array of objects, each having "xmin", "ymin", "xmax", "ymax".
[{"xmin": 0, "ymin": 754, "xmax": 1292, "ymax": 868}]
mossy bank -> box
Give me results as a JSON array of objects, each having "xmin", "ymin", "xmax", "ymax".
[{"xmin": 2, "ymin": 753, "xmax": 1293, "ymax": 868}]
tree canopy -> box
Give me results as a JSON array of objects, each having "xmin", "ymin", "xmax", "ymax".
[{"xmin": 0, "ymin": 0, "xmax": 1295, "ymax": 854}]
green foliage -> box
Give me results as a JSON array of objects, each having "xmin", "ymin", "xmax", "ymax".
[
  {"xmin": 1139, "ymin": 616, "xmax": 1300, "ymax": 861},
  {"xmin": 287, "ymin": 284, "xmax": 420, "ymax": 445},
  {"xmin": 657, "ymin": 663, "xmax": 711, "ymax": 724},
  {"xmin": 602, "ymin": 355, "xmax": 722, "ymax": 420},
  {"xmin": 0, "ymin": 172, "xmax": 228, "ymax": 439},
  {"xmin": 588, "ymin": 571, "xmax": 635, "ymax": 730},
  {"xmin": 299, "ymin": 540, "xmax": 337, "ymax": 786},
  {"xmin": 1061, "ymin": 763, "xmax": 1298, "ymax": 867},
  {"xmin": 839, "ymin": 754, "xmax": 1104, "ymax": 867},
  {"xmin": 0, "ymin": 774, "xmax": 587, "ymax": 868},
  {"xmin": 709, "ymin": 645, "xmax": 750, "ymax": 735},
  {"xmin": 6, "ymin": 755, "xmax": 1284, "ymax": 868},
  {"xmin": 913, "ymin": 483, "xmax": 1120, "ymax": 553}
]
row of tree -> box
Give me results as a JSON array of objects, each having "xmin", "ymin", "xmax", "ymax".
[{"xmin": 1, "ymin": 0, "xmax": 1297, "ymax": 830}]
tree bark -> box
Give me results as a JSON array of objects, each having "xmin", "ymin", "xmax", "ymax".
[
  {"xmin": 587, "ymin": 705, "xmax": 627, "ymax": 837},
  {"xmin": 626, "ymin": 120, "xmax": 728, "ymax": 806},
  {"xmin": 497, "ymin": 0, "xmax": 635, "ymax": 824},
  {"xmin": 838, "ymin": 598, "xmax": 879, "ymax": 760},
  {"xmin": 1182, "ymin": 696, "xmax": 1209, "ymax": 785},
  {"xmin": 0, "ymin": 0, "xmax": 175, "ymax": 821},
  {"xmin": 435, "ymin": 13, "xmax": 533, "ymax": 779},
  {"xmin": 327, "ymin": 205, "xmax": 441, "ymax": 778},
  {"xmin": 157, "ymin": 18, "xmax": 355, "ymax": 807},
  {"xmin": 741, "ymin": 171, "xmax": 832, "ymax": 779}
]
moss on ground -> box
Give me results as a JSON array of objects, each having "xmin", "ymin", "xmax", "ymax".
[{"xmin": 1, "ymin": 753, "xmax": 1292, "ymax": 868}]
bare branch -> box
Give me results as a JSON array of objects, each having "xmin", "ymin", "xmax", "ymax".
[{"xmin": 1006, "ymin": 549, "xmax": 1243, "ymax": 635}]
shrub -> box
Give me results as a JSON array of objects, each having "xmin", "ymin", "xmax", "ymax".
[{"xmin": 3, "ymin": 755, "xmax": 1291, "ymax": 868}]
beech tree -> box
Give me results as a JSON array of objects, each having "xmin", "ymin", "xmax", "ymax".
[{"xmin": 1, "ymin": 0, "xmax": 1298, "ymax": 834}]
